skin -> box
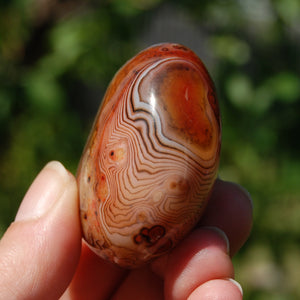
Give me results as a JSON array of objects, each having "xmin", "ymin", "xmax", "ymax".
[{"xmin": 0, "ymin": 161, "xmax": 252, "ymax": 300}]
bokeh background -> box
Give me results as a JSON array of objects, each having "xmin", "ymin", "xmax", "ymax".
[{"xmin": 1, "ymin": 0, "xmax": 300, "ymax": 298}]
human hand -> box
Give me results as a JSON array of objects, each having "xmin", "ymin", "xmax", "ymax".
[{"xmin": 0, "ymin": 161, "xmax": 252, "ymax": 299}]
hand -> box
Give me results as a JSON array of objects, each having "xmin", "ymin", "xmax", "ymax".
[{"xmin": 0, "ymin": 161, "xmax": 252, "ymax": 300}]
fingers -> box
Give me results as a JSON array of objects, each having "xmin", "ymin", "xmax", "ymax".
[
  {"xmin": 199, "ymin": 178, "xmax": 253, "ymax": 256},
  {"xmin": 0, "ymin": 164, "xmax": 251, "ymax": 300},
  {"xmin": 0, "ymin": 161, "xmax": 81, "ymax": 300}
]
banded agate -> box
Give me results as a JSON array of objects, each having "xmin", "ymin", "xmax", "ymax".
[{"xmin": 77, "ymin": 43, "xmax": 221, "ymax": 268}]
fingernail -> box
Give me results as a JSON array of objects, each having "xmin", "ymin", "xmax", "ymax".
[
  {"xmin": 228, "ymin": 278, "xmax": 243, "ymax": 296},
  {"xmin": 15, "ymin": 161, "xmax": 73, "ymax": 221},
  {"xmin": 202, "ymin": 226, "xmax": 230, "ymax": 254}
]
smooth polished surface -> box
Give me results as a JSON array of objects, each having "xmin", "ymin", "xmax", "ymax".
[{"xmin": 77, "ymin": 43, "xmax": 221, "ymax": 268}]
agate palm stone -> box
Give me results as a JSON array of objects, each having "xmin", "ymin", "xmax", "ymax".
[{"xmin": 77, "ymin": 43, "xmax": 221, "ymax": 268}]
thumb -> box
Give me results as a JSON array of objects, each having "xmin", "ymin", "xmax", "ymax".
[{"xmin": 0, "ymin": 161, "xmax": 81, "ymax": 300}]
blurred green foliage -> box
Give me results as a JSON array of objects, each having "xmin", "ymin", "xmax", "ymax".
[{"xmin": 0, "ymin": 0, "xmax": 299, "ymax": 299}]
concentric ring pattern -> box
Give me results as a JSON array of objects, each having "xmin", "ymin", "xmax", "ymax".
[{"xmin": 77, "ymin": 43, "xmax": 221, "ymax": 268}]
